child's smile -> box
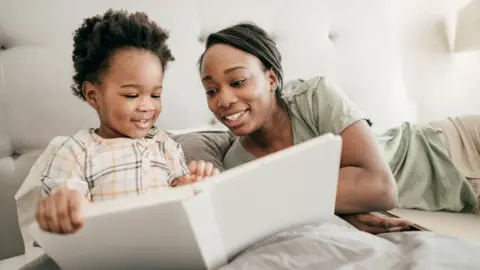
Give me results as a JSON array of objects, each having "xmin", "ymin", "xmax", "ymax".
[{"xmin": 132, "ymin": 114, "xmax": 155, "ymax": 130}]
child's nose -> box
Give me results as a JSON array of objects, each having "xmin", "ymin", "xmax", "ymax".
[{"xmin": 137, "ymin": 96, "xmax": 155, "ymax": 112}]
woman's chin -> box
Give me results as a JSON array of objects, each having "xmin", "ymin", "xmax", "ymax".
[{"xmin": 228, "ymin": 125, "xmax": 253, "ymax": 137}]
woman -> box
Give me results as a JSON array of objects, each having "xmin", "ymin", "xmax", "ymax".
[{"xmin": 197, "ymin": 22, "xmax": 480, "ymax": 232}]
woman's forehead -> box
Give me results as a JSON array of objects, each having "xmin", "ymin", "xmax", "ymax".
[{"xmin": 201, "ymin": 45, "xmax": 262, "ymax": 73}]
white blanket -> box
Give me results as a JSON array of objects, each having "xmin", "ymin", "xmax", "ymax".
[{"xmin": 220, "ymin": 216, "xmax": 479, "ymax": 270}]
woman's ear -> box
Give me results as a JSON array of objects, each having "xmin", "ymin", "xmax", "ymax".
[
  {"xmin": 82, "ymin": 81, "xmax": 100, "ymax": 110},
  {"xmin": 267, "ymin": 68, "xmax": 278, "ymax": 92}
]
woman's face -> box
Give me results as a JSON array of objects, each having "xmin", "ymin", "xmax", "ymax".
[
  {"xmin": 199, "ymin": 44, "xmax": 278, "ymax": 136},
  {"xmin": 83, "ymin": 48, "xmax": 164, "ymax": 139}
]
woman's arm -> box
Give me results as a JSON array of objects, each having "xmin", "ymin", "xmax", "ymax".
[{"xmin": 334, "ymin": 120, "xmax": 398, "ymax": 214}]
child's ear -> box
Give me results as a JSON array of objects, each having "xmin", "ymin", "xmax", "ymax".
[{"xmin": 82, "ymin": 81, "xmax": 100, "ymax": 110}]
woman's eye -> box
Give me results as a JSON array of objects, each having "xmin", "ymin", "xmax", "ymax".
[{"xmin": 231, "ymin": 79, "xmax": 246, "ymax": 87}]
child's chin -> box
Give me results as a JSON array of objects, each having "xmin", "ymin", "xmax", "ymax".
[{"xmin": 127, "ymin": 130, "xmax": 150, "ymax": 139}]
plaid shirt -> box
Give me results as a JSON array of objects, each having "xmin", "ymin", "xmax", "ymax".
[{"xmin": 40, "ymin": 129, "xmax": 189, "ymax": 202}]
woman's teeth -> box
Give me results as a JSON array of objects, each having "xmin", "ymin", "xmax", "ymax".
[{"xmin": 225, "ymin": 111, "xmax": 244, "ymax": 121}]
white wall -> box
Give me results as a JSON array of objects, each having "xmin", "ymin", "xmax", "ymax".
[{"xmin": 394, "ymin": 0, "xmax": 480, "ymax": 123}]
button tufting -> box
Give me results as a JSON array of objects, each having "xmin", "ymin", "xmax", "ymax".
[
  {"xmin": 0, "ymin": 45, "xmax": 5, "ymax": 50},
  {"xmin": 197, "ymin": 28, "xmax": 210, "ymax": 44},
  {"xmin": 328, "ymin": 32, "xmax": 338, "ymax": 42},
  {"xmin": 209, "ymin": 118, "xmax": 218, "ymax": 126},
  {"xmin": 11, "ymin": 152, "xmax": 20, "ymax": 159}
]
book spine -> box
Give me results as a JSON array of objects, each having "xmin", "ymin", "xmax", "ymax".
[{"xmin": 183, "ymin": 192, "xmax": 228, "ymax": 269}]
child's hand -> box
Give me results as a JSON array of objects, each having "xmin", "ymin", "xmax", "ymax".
[
  {"xmin": 188, "ymin": 160, "xmax": 220, "ymax": 180},
  {"xmin": 35, "ymin": 186, "xmax": 90, "ymax": 234},
  {"xmin": 171, "ymin": 160, "xmax": 220, "ymax": 186}
]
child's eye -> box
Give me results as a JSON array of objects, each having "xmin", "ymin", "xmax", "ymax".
[
  {"xmin": 231, "ymin": 79, "xmax": 246, "ymax": 87},
  {"xmin": 151, "ymin": 94, "xmax": 161, "ymax": 99},
  {"xmin": 206, "ymin": 89, "xmax": 217, "ymax": 96},
  {"xmin": 124, "ymin": 94, "xmax": 138, "ymax": 99}
]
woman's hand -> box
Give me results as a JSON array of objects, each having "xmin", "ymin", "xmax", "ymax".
[
  {"xmin": 172, "ymin": 160, "xmax": 220, "ymax": 186},
  {"xmin": 35, "ymin": 186, "xmax": 90, "ymax": 234},
  {"xmin": 339, "ymin": 213, "xmax": 414, "ymax": 234}
]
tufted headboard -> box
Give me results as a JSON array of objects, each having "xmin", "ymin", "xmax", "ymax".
[{"xmin": 0, "ymin": 0, "xmax": 415, "ymax": 260}]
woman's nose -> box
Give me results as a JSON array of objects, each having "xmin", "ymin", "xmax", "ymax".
[{"xmin": 217, "ymin": 89, "xmax": 238, "ymax": 108}]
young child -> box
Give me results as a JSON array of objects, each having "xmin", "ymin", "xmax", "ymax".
[{"xmin": 35, "ymin": 9, "xmax": 219, "ymax": 235}]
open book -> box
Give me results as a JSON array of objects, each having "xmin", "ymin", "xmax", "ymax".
[{"xmin": 29, "ymin": 133, "xmax": 343, "ymax": 270}]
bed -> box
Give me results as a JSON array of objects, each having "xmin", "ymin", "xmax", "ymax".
[{"xmin": 1, "ymin": 0, "xmax": 480, "ymax": 269}]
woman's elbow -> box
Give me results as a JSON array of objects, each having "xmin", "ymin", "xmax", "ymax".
[{"xmin": 375, "ymin": 170, "xmax": 398, "ymax": 210}]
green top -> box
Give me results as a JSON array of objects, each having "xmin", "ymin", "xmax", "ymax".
[{"xmin": 223, "ymin": 76, "xmax": 478, "ymax": 213}]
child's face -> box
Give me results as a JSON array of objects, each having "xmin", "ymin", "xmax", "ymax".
[{"xmin": 84, "ymin": 48, "xmax": 164, "ymax": 139}]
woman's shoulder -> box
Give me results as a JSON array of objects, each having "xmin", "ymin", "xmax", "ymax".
[
  {"xmin": 281, "ymin": 76, "xmax": 345, "ymax": 104},
  {"xmin": 223, "ymin": 137, "xmax": 255, "ymax": 170},
  {"xmin": 281, "ymin": 76, "xmax": 369, "ymax": 135}
]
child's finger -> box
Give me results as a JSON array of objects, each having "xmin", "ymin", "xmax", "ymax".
[
  {"xmin": 69, "ymin": 190, "xmax": 85, "ymax": 232},
  {"xmin": 55, "ymin": 189, "xmax": 73, "ymax": 234},
  {"xmin": 204, "ymin": 162, "xmax": 214, "ymax": 177},
  {"xmin": 188, "ymin": 160, "xmax": 197, "ymax": 174},
  {"xmin": 195, "ymin": 160, "xmax": 206, "ymax": 179},
  {"xmin": 186, "ymin": 174, "xmax": 196, "ymax": 183},
  {"xmin": 212, "ymin": 168, "xmax": 220, "ymax": 176},
  {"xmin": 45, "ymin": 197, "xmax": 59, "ymax": 233},
  {"xmin": 35, "ymin": 199, "xmax": 48, "ymax": 232},
  {"xmin": 174, "ymin": 174, "xmax": 195, "ymax": 186},
  {"xmin": 170, "ymin": 178, "xmax": 179, "ymax": 187}
]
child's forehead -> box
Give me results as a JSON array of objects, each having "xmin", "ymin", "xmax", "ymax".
[
  {"xmin": 102, "ymin": 50, "xmax": 164, "ymax": 84},
  {"xmin": 108, "ymin": 50, "xmax": 160, "ymax": 71}
]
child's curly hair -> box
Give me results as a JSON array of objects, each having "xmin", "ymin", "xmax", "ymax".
[{"xmin": 71, "ymin": 9, "xmax": 174, "ymax": 100}]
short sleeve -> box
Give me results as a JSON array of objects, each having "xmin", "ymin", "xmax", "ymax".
[
  {"xmin": 40, "ymin": 137, "xmax": 90, "ymax": 199},
  {"xmin": 284, "ymin": 76, "xmax": 369, "ymax": 136},
  {"xmin": 163, "ymin": 137, "xmax": 189, "ymax": 179}
]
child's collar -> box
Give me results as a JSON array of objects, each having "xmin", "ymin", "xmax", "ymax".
[
  {"xmin": 89, "ymin": 126, "xmax": 159, "ymax": 142},
  {"xmin": 145, "ymin": 125, "xmax": 158, "ymax": 139}
]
